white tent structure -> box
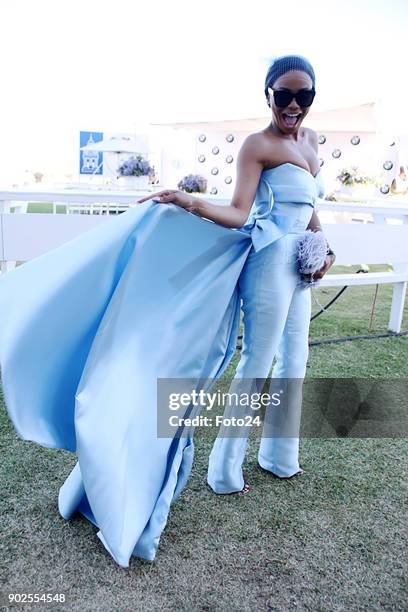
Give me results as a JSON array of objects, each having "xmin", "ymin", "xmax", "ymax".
[
  {"xmin": 152, "ymin": 102, "xmax": 378, "ymax": 133},
  {"xmin": 80, "ymin": 135, "xmax": 150, "ymax": 181},
  {"xmin": 80, "ymin": 136, "xmax": 147, "ymax": 154},
  {"xmin": 150, "ymin": 101, "xmax": 404, "ymax": 198}
]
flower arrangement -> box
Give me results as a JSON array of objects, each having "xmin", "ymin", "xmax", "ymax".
[
  {"xmin": 336, "ymin": 166, "xmax": 374, "ymax": 187},
  {"xmin": 177, "ymin": 174, "xmax": 207, "ymax": 194},
  {"xmin": 117, "ymin": 154, "xmax": 153, "ymax": 177}
]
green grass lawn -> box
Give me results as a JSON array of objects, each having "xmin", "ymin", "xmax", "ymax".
[
  {"xmin": 25, "ymin": 202, "xmax": 67, "ymax": 214},
  {"xmin": 10, "ymin": 202, "xmax": 68, "ymax": 213},
  {"xmin": 1, "ymin": 260, "xmax": 407, "ymax": 610}
]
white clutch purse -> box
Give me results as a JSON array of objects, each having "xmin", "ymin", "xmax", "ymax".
[{"xmin": 296, "ymin": 230, "xmax": 328, "ymax": 287}]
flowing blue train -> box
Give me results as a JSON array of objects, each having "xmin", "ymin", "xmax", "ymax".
[{"xmin": 0, "ymin": 163, "xmax": 324, "ymax": 566}]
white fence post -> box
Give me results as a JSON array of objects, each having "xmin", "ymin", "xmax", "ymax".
[{"xmin": 389, "ymin": 263, "xmax": 408, "ymax": 332}]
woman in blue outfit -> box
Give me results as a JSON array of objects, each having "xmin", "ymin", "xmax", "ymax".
[
  {"xmin": 140, "ymin": 55, "xmax": 335, "ymax": 495},
  {"xmin": 0, "ymin": 55, "xmax": 335, "ymax": 567}
]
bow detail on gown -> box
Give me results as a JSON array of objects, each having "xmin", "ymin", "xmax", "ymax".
[{"xmin": 240, "ymin": 163, "xmax": 324, "ymax": 252}]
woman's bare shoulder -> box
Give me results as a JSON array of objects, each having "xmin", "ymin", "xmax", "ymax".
[
  {"xmin": 241, "ymin": 130, "xmax": 276, "ymax": 165},
  {"xmin": 241, "ymin": 130, "xmax": 268, "ymax": 148},
  {"xmin": 303, "ymin": 127, "xmax": 319, "ymax": 150}
]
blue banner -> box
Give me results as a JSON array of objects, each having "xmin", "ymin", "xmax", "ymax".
[{"xmin": 80, "ymin": 131, "xmax": 103, "ymax": 175}]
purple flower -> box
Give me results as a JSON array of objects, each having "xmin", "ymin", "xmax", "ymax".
[
  {"xmin": 117, "ymin": 154, "xmax": 153, "ymax": 177},
  {"xmin": 177, "ymin": 174, "xmax": 207, "ymax": 193}
]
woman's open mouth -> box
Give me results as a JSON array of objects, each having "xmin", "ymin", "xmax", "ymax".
[{"xmin": 282, "ymin": 113, "xmax": 302, "ymax": 128}]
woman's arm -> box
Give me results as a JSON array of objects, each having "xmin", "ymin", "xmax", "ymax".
[
  {"xmin": 303, "ymin": 130, "xmax": 336, "ymax": 279},
  {"xmin": 305, "ymin": 129, "xmax": 324, "ymax": 233},
  {"xmin": 307, "ymin": 208, "xmax": 323, "ymax": 232},
  {"xmin": 137, "ymin": 134, "xmax": 264, "ymax": 229},
  {"xmin": 304, "ymin": 208, "xmax": 336, "ymax": 281}
]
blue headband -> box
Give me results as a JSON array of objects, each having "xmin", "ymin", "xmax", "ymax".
[{"xmin": 264, "ymin": 54, "xmax": 316, "ymax": 101}]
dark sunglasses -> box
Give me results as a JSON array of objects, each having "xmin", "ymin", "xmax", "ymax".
[{"xmin": 268, "ymin": 87, "xmax": 316, "ymax": 108}]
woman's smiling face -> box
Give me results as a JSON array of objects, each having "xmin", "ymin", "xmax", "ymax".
[{"xmin": 268, "ymin": 70, "xmax": 314, "ymax": 135}]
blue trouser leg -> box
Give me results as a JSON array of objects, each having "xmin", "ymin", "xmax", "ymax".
[
  {"xmin": 257, "ymin": 275, "xmax": 311, "ymax": 476},
  {"xmin": 207, "ymin": 234, "xmax": 311, "ymax": 493}
]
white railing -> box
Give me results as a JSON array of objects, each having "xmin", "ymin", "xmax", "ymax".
[
  {"xmin": 2, "ymin": 187, "xmax": 408, "ymax": 221},
  {"xmin": 316, "ymin": 198, "xmax": 408, "ymax": 225},
  {"xmin": 0, "ymin": 187, "xmax": 229, "ymax": 273},
  {"xmin": 0, "ymin": 187, "xmax": 173, "ymax": 215},
  {"xmin": 1, "ymin": 188, "xmax": 408, "ymax": 332}
]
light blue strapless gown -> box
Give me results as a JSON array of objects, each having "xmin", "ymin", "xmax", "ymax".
[{"xmin": 0, "ymin": 163, "xmax": 324, "ymax": 567}]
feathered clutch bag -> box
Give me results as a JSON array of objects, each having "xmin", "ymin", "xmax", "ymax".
[{"xmin": 296, "ymin": 230, "xmax": 328, "ymax": 287}]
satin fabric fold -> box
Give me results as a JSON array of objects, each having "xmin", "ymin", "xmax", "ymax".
[
  {"xmin": 0, "ymin": 201, "xmax": 252, "ymax": 565},
  {"xmin": 0, "ymin": 164, "xmax": 325, "ymax": 566}
]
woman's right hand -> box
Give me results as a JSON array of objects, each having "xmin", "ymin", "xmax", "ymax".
[{"xmin": 136, "ymin": 189, "xmax": 195, "ymax": 211}]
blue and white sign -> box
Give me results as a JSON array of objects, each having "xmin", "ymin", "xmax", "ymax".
[{"xmin": 80, "ymin": 131, "xmax": 103, "ymax": 175}]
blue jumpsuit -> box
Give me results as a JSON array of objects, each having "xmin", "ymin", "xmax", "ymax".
[{"xmin": 207, "ymin": 162, "xmax": 325, "ymax": 493}]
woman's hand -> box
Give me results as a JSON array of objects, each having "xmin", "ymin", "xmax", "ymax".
[
  {"xmin": 302, "ymin": 253, "xmax": 336, "ymax": 283},
  {"xmin": 136, "ymin": 189, "xmax": 195, "ymax": 211}
]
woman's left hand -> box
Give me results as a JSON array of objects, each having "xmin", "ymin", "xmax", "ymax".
[{"xmin": 302, "ymin": 253, "xmax": 336, "ymax": 283}]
